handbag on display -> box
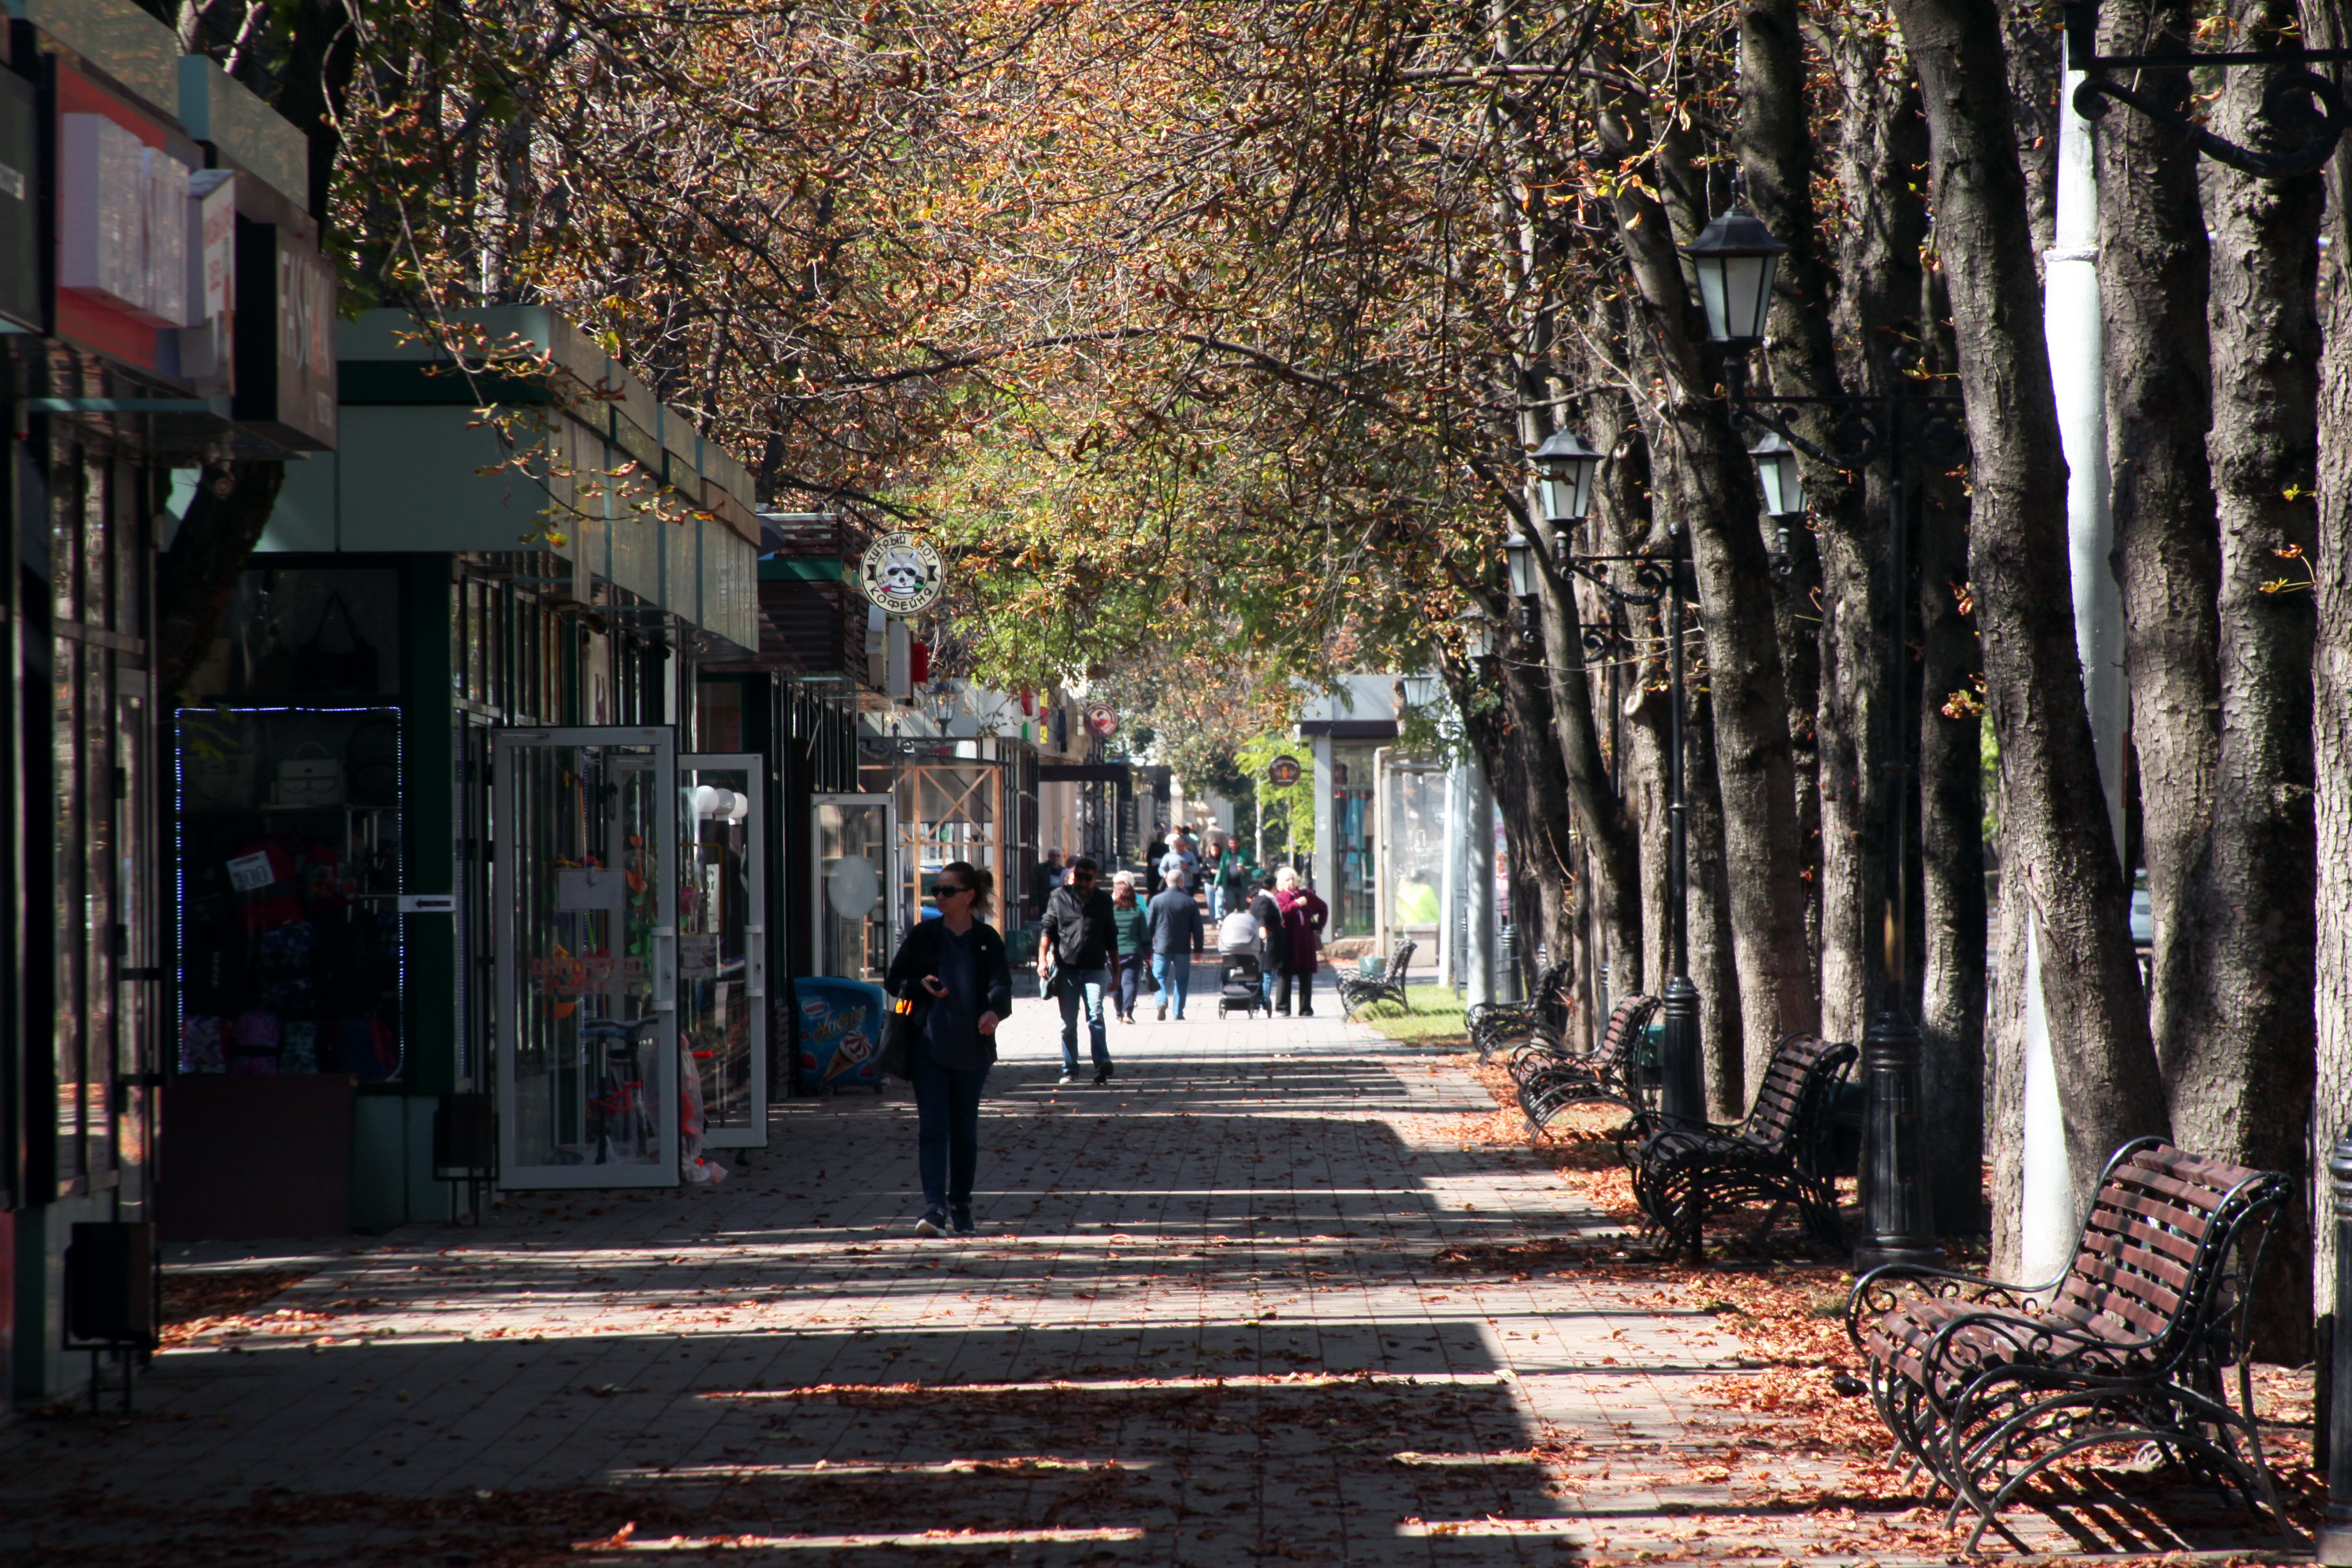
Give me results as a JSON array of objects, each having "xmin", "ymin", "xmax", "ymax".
[
  {"xmin": 274, "ymin": 742, "xmax": 345, "ymax": 807},
  {"xmin": 292, "ymin": 594, "xmax": 379, "ymax": 694}
]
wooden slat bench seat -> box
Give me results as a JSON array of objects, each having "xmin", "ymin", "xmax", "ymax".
[
  {"xmin": 1844, "ymin": 1137, "xmax": 2294, "ymax": 1553},
  {"xmin": 1514, "ymin": 990, "xmax": 1660, "ymax": 1128}
]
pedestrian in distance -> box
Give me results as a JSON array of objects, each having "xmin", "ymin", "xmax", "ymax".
[
  {"xmin": 1146, "ymin": 869, "xmax": 1203, "ymax": 1020},
  {"xmin": 1250, "ymin": 872, "xmax": 1287, "ymax": 1011},
  {"xmin": 1157, "ymin": 836, "xmax": 1190, "ymax": 900},
  {"xmin": 1109, "ymin": 871, "xmax": 1148, "ymax": 1025},
  {"xmin": 1037, "ymin": 855, "xmax": 1120, "ymax": 1083},
  {"xmin": 1273, "ymin": 865, "xmax": 1328, "ymax": 1017},
  {"xmin": 1145, "ymin": 824, "xmax": 1168, "ymax": 871},
  {"xmin": 1030, "ymin": 847, "xmax": 1063, "ymax": 920},
  {"xmin": 884, "ymin": 861, "xmax": 1012, "ymax": 1237}
]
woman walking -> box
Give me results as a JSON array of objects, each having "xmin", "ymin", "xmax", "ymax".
[
  {"xmin": 1273, "ymin": 866, "xmax": 1328, "ymax": 1017},
  {"xmin": 1109, "ymin": 871, "xmax": 1148, "ymax": 1025},
  {"xmin": 885, "ymin": 861, "xmax": 1013, "ymax": 1236}
]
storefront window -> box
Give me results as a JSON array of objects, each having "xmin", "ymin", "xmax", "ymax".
[
  {"xmin": 1383, "ymin": 762, "xmax": 1448, "ymax": 939},
  {"xmin": 173, "ymin": 707, "xmax": 405, "ymax": 1080},
  {"xmin": 183, "ymin": 567, "xmax": 402, "ymax": 705},
  {"xmin": 1331, "ymin": 742, "xmax": 1378, "ymax": 938}
]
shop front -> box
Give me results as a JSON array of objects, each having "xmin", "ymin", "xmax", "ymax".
[{"xmin": 162, "ymin": 306, "xmax": 767, "ymax": 1229}]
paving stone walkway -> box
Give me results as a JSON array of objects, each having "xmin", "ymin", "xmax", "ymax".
[{"xmin": 1, "ymin": 969, "xmax": 2102, "ymax": 1565}]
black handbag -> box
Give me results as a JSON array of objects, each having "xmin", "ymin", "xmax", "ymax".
[{"xmin": 878, "ymin": 987, "xmax": 924, "ymax": 1079}]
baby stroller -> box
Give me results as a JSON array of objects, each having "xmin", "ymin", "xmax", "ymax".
[{"xmin": 1217, "ymin": 950, "xmax": 1264, "ymax": 1018}]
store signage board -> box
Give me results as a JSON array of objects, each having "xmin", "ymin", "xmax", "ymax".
[
  {"xmin": 52, "ymin": 64, "xmax": 192, "ymax": 374},
  {"xmin": 858, "ymin": 530, "xmax": 944, "ymax": 616},
  {"xmin": 1267, "ymin": 755, "xmax": 1303, "ymax": 787},
  {"xmin": 0, "ymin": 69, "xmax": 38, "ymax": 331},
  {"xmin": 232, "ymin": 218, "xmax": 337, "ymax": 448},
  {"xmin": 1085, "ymin": 702, "xmax": 1118, "ymax": 737}
]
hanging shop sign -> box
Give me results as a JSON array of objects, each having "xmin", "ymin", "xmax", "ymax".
[
  {"xmin": 52, "ymin": 64, "xmax": 198, "ymax": 373},
  {"xmin": 1085, "ymin": 703, "xmax": 1118, "ymax": 737},
  {"xmin": 1266, "ymin": 755, "xmax": 1303, "ymax": 787},
  {"xmin": 0, "ymin": 67, "xmax": 37, "ymax": 332},
  {"xmin": 232, "ymin": 217, "xmax": 337, "ymax": 448},
  {"xmin": 858, "ymin": 530, "xmax": 945, "ymax": 616}
]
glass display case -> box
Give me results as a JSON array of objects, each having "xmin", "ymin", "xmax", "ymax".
[{"xmin": 173, "ymin": 707, "xmax": 404, "ymax": 1080}]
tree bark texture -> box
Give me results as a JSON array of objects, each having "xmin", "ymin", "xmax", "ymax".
[
  {"xmin": 1595, "ymin": 100, "xmax": 1819, "ymax": 1090},
  {"xmin": 1987, "ymin": 804, "xmax": 2032, "ymax": 1274},
  {"xmin": 1736, "ymin": 0, "xmax": 1837, "ymax": 990},
  {"xmin": 1685, "ymin": 673, "xmax": 1748, "ymax": 1121},
  {"xmin": 1889, "ymin": 0, "xmax": 2172, "ymax": 1199},
  {"xmin": 2095, "ymin": 0, "xmax": 2219, "ymax": 1107},
  {"xmin": 1499, "ymin": 623, "xmax": 1588, "ymax": 989},
  {"xmin": 1813, "ymin": 15, "xmax": 1934, "ymax": 1045},
  {"xmin": 2170, "ymin": 0, "xmax": 2321, "ymax": 1357},
  {"xmin": 155, "ymin": 461, "xmax": 288, "ymax": 704},
  {"xmin": 2306, "ymin": 0, "xmax": 2352, "ymax": 1338}
]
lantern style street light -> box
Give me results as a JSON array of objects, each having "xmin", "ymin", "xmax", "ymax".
[
  {"xmin": 1502, "ymin": 531, "xmax": 1538, "ymax": 601},
  {"xmin": 1531, "ymin": 428, "xmax": 1604, "ymax": 524},
  {"xmin": 1749, "ymin": 430, "xmax": 1805, "ymax": 519},
  {"xmin": 1683, "ymin": 208, "xmax": 1786, "ymax": 348},
  {"xmin": 1455, "ymin": 604, "xmax": 1495, "ymax": 663},
  {"xmin": 1694, "ymin": 208, "xmax": 1959, "ymax": 1276}
]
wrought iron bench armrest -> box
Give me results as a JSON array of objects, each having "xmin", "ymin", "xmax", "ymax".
[{"xmin": 1846, "ymin": 1263, "xmax": 2053, "ymax": 1359}]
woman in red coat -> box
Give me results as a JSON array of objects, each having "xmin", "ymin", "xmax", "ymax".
[{"xmin": 1272, "ymin": 866, "xmax": 1329, "ymax": 1016}]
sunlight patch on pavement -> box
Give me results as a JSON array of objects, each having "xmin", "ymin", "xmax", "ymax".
[
  {"xmin": 1391, "ymin": 1451, "xmax": 1545, "ymax": 1467},
  {"xmin": 708, "ymin": 1370, "xmax": 1511, "ymax": 1399},
  {"xmin": 1397, "ymin": 1518, "xmax": 1589, "ymax": 1537},
  {"xmin": 577, "ymin": 1527, "xmax": 1147, "ymax": 1551},
  {"xmin": 609, "ymin": 1457, "xmax": 1149, "ymax": 1480}
]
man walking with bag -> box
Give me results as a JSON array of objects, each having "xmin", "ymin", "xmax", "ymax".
[
  {"xmin": 1146, "ymin": 869, "xmax": 1203, "ymax": 1020},
  {"xmin": 1037, "ymin": 856, "xmax": 1120, "ymax": 1084}
]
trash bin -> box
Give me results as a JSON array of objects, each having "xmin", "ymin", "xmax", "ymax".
[{"xmin": 793, "ymin": 977, "xmax": 888, "ymax": 1095}]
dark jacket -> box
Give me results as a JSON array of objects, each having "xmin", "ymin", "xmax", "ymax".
[
  {"xmin": 1145, "ymin": 885, "xmax": 1202, "ymax": 955},
  {"xmin": 1250, "ymin": 888, "xmax": 1288, "ymax": 966},
  {"xmin": 1039, "ymin": 884, "xmax": 1120, "ymax": 971},
  {"xmin": 1276, "ymin": 887, "xmax": 1329, "ymax": 974},
  {"xmin": 885, "ymin": 919, "xmax": 1015, "ymax": 1069}
]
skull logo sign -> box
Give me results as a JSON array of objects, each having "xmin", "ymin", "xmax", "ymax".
[{"xmin": 858, "ymin": 530, "xmax": 945, "ymax": 615}]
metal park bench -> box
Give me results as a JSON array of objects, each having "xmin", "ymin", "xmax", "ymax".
[
  {"xmin": 1844, "ymin": 1137, "xmax": 2294, "ymax": 1553},
  {"xmin": 1514, "ymin": 990, "xmax": 1660, "ymax": 1130},
  {"xmin": 1467, "ymin": 957, "xmax": 1574, "ymax": 1061},
  {"xmin": 1619, "ymin": 1031, "xmax": 1856, "ymax": 1261},
  {"xmin": 1337, "ymin": 937, "xmax": 1417, "ymax": 1020}
]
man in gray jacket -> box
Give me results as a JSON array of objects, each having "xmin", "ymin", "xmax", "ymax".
[{"xmin": 1145, "ymin": 870, "xmax": 1203, "ymax": 1020}]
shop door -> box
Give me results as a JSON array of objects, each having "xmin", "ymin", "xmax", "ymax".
[
  {"xmin": 680, "ymin": 754, "xmax": 766, "ymax": 1149},
  {"xmin": 493, "ymin": 727, "xmax": 679, "ymax": 1188},
  {"xmin": 811, "ymin": 794, "xmax": 895, "ymax": 982}
]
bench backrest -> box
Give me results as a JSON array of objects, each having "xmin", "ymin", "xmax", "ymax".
[
  {"xmin": 2044, "ymin": 1138, "xmax": 2290, "ymax": 1368},
  {"xmin": 1590, "ymin": 992, "xmax": 1660, "ymax": 1074},
  {"xmin": 1387, "ymin": 938, "xmax": 1416, "ymax": 983},
  {"xmin": 1532, "ymin": 958, "xmax": 1575, "ymax": 1032},
  {"xmin": 1738, "ymin": 1033, "xmax": 1856, "ymax": 1164}
]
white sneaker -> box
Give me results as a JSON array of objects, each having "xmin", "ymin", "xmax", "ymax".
[{"xmin": 1058, "ymin": 1070, "xmax": 1077, "ymax": 1083}]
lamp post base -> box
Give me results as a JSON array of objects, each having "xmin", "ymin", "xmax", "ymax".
[
  {"xmin": 1657, "ymin": 975, "xmax": 1705, "ymax": 1127},
  {"xmin": 1852, "ymin": 1008, "xmax": 1941, "ymax": 1275},
  {"xmin": 2317, "ymin": 1515, "xmax": 2352, "ymax": 1567}
]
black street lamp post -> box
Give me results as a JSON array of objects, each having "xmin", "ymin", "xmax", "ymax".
[
  {"xmin": 1684, "ymin": 207, "xmax": 1958, "ymax": 1272},
  {"xmin": 1527, "ymin": 439, "xmax": 1704, "ymax": 1125}
]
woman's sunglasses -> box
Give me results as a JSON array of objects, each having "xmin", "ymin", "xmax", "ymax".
[{"xmin": 934, "ymin": 883, "xmax": 972, "ymax": 899}]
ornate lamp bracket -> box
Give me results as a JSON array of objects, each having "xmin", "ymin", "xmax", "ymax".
[{"xmin": 2061, "ymin": 0, "xmax": 2349, "ymax": 179}]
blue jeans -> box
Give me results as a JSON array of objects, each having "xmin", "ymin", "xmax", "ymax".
[
  {"xmin": 1111, "ymin": 954, "xmax": 1142, "ymax": 1020},
  {"xmin": 1207, "ymin": 884, "xmax": 1225, "ymax": 922},
  {"xmin": 909, "ymin": 1052, "xmax": 987, "ymax": 1211},
  {"xmin": 1151, "ymin": 952, "xmax": 1192, "ymax": 1018},
  {"xmin": 1056, "ymin": 967, "xmax": 1112, "ymax": 1070}
]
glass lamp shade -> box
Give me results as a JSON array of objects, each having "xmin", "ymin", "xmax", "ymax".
[
  {"xmin": 1402, "ymin": 672, "xmax": 1439, "ymax": 707},
  {"xmin": 1530, "ymin": 429, "xmax": 1603, "ymax": 522},
  {"xmin": 1503, "ymin": 533, "xmax": 1537, "ymax": 600},
  {"xmin": 1456, "ymin": 607, "xmax": 1494, "ymax": 660},
  {"xmin": 1749, "ymin": 430, "xmax": 1805, "ymax": 517},
  {"xmin": 1684, "ymin": 208, "xmax": 1786, "ymax": 345}
]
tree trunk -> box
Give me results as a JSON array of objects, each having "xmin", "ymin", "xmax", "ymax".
[
  {"xmin": 2169, "ymin": 0, "xmax": 2321, "ymax": 1359},
  {"xmin": 2307, "ymin": 0, "xmax": 2352, "ymax": 1348},
  {"xmin": 1686, "ymin": 673, "xmax": 1747, "ymax": 1121},
  {"xmin": 1889, "ymin": 0, "xmax": 2172, "ymax": 1198},
  {"xmin": 2096, "ymin": 0, "xmax": 2219, "ymax": 1106},
  {"xmin": 1919, "ymin": 266, "xmax": 1987, "ymax": 1230},
  {"xmin": 1499, "ymin": 624, "xmax": 1587, "ymax": 989},
  {"xmin": 1813, "ymin": 18, "xmax": 1934, "ymax": 1047},
  {"xmin": 1987, "ymin": 807, "xmax": 2032, "ymax": 1275},
  {"xmin": 1591, "ymin": 99, "xmax": 1820, "ymax": 1089},
  {"xmin": 155, "ymin": 461, "xmax": 288, "ymax": 704}
]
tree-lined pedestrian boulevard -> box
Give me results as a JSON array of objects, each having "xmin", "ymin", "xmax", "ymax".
[{"xmin": 22, "ymin": 990, "xmax": 2285, "ymax": 1563}]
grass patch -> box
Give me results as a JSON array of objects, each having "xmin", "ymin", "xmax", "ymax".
[{"xmin": 1353, "ymin": 983, "xmax": 1469, "ymax": 1046}]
